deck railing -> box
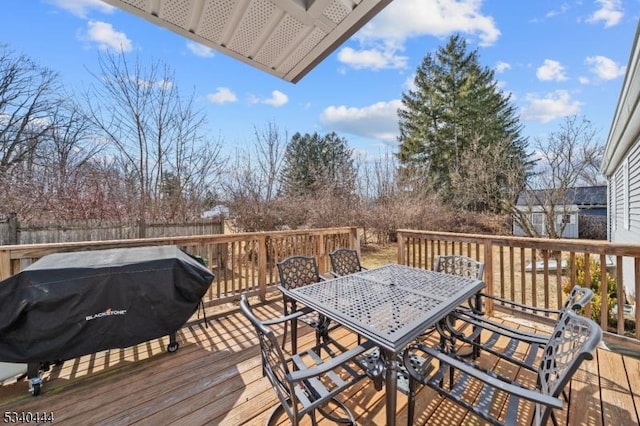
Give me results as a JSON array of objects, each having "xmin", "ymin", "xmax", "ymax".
[
  {"xmin": 0, "ymin": 227, "xmax": 359, "ymax": 306},
  {"xmin": 397, "ymin": 229, "xmax": 640, "ymax": 342}
]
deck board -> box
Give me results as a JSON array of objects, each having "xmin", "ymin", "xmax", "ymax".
[
  {"xmin": 597, "ymin": 348, "xmax": 638, "ymax": 426},
  {"xmin": 0, "ymin": 298, "xmax": 638, "ymax": 425}
]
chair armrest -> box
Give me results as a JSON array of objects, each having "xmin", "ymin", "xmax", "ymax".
[
  {"xmin": 480, "ymin": 293, "xmax": 562, "ymax": 316},
  {"xmin": 287, "ymin": 341, "xmax": 377, "ymax": 382},
  {"xmin": 262, "ymin": 309, "xmax": 309, "ymax": 326},
  {"xmin": 404, "ymin": 344, "xmax": 563, "ymax": 410},
  {"xmin": 450, "ymin": 310, "xmax": 549, "ymax": 345}
]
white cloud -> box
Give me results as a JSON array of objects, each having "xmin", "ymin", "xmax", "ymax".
[
  {"xmin": 403, "ymin": 74, "xmax": 417, "ymax": 91},
  {"xmin": 586, "ymin": 0, "xmax": 623, "ymax": 28},
  {"xmin": 546, "ymin": 3, "xmax": 570, "ymax": 18},
  {"xmin": 586, "ymin": 55, "xmax": 625, "ymax": 80},
  {"xmin": 83, "ymin": 20, "xmax": 132, "ymax": 52},
  {"xmin": 337, "ymin": 46, "xmax": 407, "ymax": 70},
  {"xmin": 536, "ymin": 59, "xmax": 568, "ymax": 81},
  {"xmin": 356, "ymin": 0, "xmax": 500, "ymax": 47},
  {"xmin": 46, "ymin": 0, "xmax": 115, "ymax": 18},
  {"xmin": 495, "ymin": 61, "xmax": 511, "ymax": 73},
  {"xmin": 579, "ymin": 76, "xmax": 591, "ymax": 84},
  {"xmin": 319, "ymin": 100, "xmax": 403, "ymax": 142},
  {"xmin": 262, "ymin": 90, "xmax": 289, "ymax": 107},
  {"xmin": 186, "ymin": 42, "xmax": 214, "ymax": 58},
  {"xmin": 521, "ymin": 90, "xmax": 582, "ymax": 123},
  {"xmin": 207, "ymin": 87, "xmax": 237, "ymax": 105}
]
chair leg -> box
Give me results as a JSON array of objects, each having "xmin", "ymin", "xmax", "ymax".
[
  {"xmin": 265, "ymin": 403, "xmax": 289, "ymax": 426},
  {"xmin": 407, "ymin": 377, "xmax": 416, "ymax": 426},
  {"xmin": 310, "ymin": 410, "xmax": 319, "ymax": 426},
  {"xmin": 316, "ymin": 398, "xmax": 356, "ymax": 425},
  {"xmin": 472, "ymin": 293, "xmax": 483, "ymax": 359},
  {"xmin": 281, "ymin": 320, "xmax": 288, "ymax": 351},
  {"xmin": 291, "ymin": 316, "xmax": 298, "ymax": 354}
]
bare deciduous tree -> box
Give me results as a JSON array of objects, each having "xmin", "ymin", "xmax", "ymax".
[
  {"xmin": 512, "ymin": 115, "xmax": 605, "ymax": 238},
  {"xmin": 450, "ymin": 135, "xmax": 529, "ymax": 214},
  {"xmin": 0, "ymin": 45, "xmax": 62, "ymax": 174},
  {"xmin": 223, "ymin": 122, "xmax": 287, "ymax": 231},
  {"xmin": 85, "ymin": 51, "xmax": 225, "ymax": 233}
]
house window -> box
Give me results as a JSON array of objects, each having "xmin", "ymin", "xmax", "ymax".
[{"xmin": 532, "ymin": 213, "xmax": 544, "ymax": 225}]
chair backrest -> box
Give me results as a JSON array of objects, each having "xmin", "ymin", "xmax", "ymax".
[
  {"xmin": 536, "ymin": 310, "xmax": 601, "ymax": 424},
  {"xmin": 563, "ymin": 285, "xmax": 594, "ymax": 311},
  {"xmin": 239, "ymin": 295, "xmax": 294, "ymax": 417},
  {"xmin": 435, "ymin": 255, "xmax": 484, "ymax": 280},
  {"xmin": 329, "ymin": 248, "xmax": 362, "ymax": 276},
  {"xmin": 277, "ymin": 255, "xmax": 321, "ymax": 290}
]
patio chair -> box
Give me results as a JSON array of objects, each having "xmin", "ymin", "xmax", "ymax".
[
  {"xmin": 434, "ymin": 255, "xmax": 485, "ymax": 314},
  {"xmin": 240, "ymin": 294, "xmax": 379, "ymax": 426},
  {"xmin": 435, "ymin": 255, "xmax": 485, "ymax": 279},
  {"xmin": 329, "ymin": 248, "xmax": 368, "ymax": 277},
  {"xmin": 277, "ymin": 255, "xmax": 330, "ymax": 353},
  {"xmin": 403, "ymin": 309, "xmax": 602, "ymax": 426},
  {"xmin": 449, "ymin": 285, "xmax": 594, "ymax": 361},
  {"xmin": 419, "ymin": 255, "xmax": 485, "ymax": 345}
]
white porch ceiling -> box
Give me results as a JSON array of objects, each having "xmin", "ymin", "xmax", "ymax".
[{"xmin": 101, "ymin": 0, "xmax": 393, "ymax": 83}]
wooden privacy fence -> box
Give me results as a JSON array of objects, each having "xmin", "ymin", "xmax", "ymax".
[
  {"xmin": 397, "ymin": 229, "xmax": 640, "ymax": 342},
  {"xmin": 0, "ymin": 215, "xmax": 224, "ymax": 245},
  {"xmin": 0, "ymin": 227, "xmax": 359, "ymax": 306}
]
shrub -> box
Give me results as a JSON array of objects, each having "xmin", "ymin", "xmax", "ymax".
[{"xmin": 563, "ymin": 255, "xmax": 617, "ymax": 322}]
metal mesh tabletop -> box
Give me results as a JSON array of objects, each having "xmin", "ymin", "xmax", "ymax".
[
  {"xmin": 285, "ymin": 264, "xmax": 484, "ymax": 352},
  {"xmin": 356, "ymin": 264, "xmax": 480, "ymax": 299}
]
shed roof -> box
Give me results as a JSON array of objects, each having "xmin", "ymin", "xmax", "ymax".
[
  {"xmin": 516, "ymin": 185, "xmax": 607, "ymax": 207},
  {"xmin": 101, "ymin": 0, "xmax": 393, "ymax": 83}
]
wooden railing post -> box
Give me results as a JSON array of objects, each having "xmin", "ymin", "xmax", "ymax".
[
  {"xmin": 8, "ymin": 213, "xmax": 18, "ymax": 245},
  {"xmin": 484, "ymin": 239, "xmax": 494, "ymax": 316},
  {"xmin": 317, "ymin": 232, "xmax": 327, "ymax": 275},
  {"xmin": 350, "ymin": 227, "xmax": 360, "ymax": 256},
  {"xmin": 258, "ymin": 234, "xmax": 267, "ymax": 302},
  {"xmin": 398, "ymin": 231, "xmax": 406, "ymax": 265},
  {"xmin": 0, "ymin": 248, "xmax": 11, "ymax": 281}
]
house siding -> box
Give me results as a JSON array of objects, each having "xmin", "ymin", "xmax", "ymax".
[
  {"xmin": 614, "ymin": 166, "xmax": 625, "ymax": 229},
  {"xmin": 513, "ymin": 206, "xmax": 579, "ymax": 238},
  {"xmin": 629, "ymin": 139, "xmax": 640, "ymax": 233},
  {"xmin": 601, "ymin": 21, "xmax": 640, "ymax": 300},
  {"xmin": 609, "ymin": 137, "xmax": 640, "ymax": 299},
  {"xmin": 611, "ymin": 137, "xmax": 640, "ymax": 234}
]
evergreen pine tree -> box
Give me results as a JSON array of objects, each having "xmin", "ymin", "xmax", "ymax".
[
  {"xmin": 280, "ymin": 132, "xmax": 356, "ymax": 198},
  {"xmin": 397, "ymin": 34, "xmax": 531, "ymax": 212}
]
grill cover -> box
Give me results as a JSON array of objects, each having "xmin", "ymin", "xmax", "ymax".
[{"xmin": 0, "ymin": 246, "xmax": 214, "ymax": 363}]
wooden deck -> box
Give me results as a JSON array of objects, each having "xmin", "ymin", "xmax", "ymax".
[{"xmin": 1, "ymin": 296, "xmax": 639, "ymax": 426}]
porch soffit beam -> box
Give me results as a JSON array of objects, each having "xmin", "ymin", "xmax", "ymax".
[
  {"xmin": 99, "ymin": 0, "xmax": 393, "ymax": 83},
  {"xmin": 186, "ymin": 0, "xmax": 207, "ymax": 33},
  {"xmin": 285, "ymin": 0, "xmax": 392, "ymax": 82},
  {"xmin": 218, "ymin": 0, "xmax": 252, "ymax": 47},
  {"xmin": 271, "ymin": 0, "xmax": 335, "ymax": 33}
]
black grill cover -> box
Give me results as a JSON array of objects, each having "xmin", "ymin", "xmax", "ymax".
[{"xmin": 0, "ymin": 246, "xmax": 214, "ymax": 363}]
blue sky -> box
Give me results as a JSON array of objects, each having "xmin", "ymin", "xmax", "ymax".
[{"xmin": 1, "ymin": 0, "xmax": 638, "ymax": 160}]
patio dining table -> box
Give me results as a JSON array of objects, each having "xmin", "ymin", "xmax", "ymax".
[{"xmin": 279, "ymin": 263, "xmax": 485, "ymax": 426}]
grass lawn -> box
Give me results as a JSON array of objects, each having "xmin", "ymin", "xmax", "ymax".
[{"xmin": 360, "ymin": 243, "xmax": 397, "ymax": 268}]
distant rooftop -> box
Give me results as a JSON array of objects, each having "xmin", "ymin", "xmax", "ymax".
[{"xmin": 516, "ymin": 185, "xmax": 607, "ymax": 206}]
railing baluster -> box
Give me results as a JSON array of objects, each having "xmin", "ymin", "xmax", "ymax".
[{"xmin": 395, "ymin": 229, "xmax": 640, "ymax": 341}]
